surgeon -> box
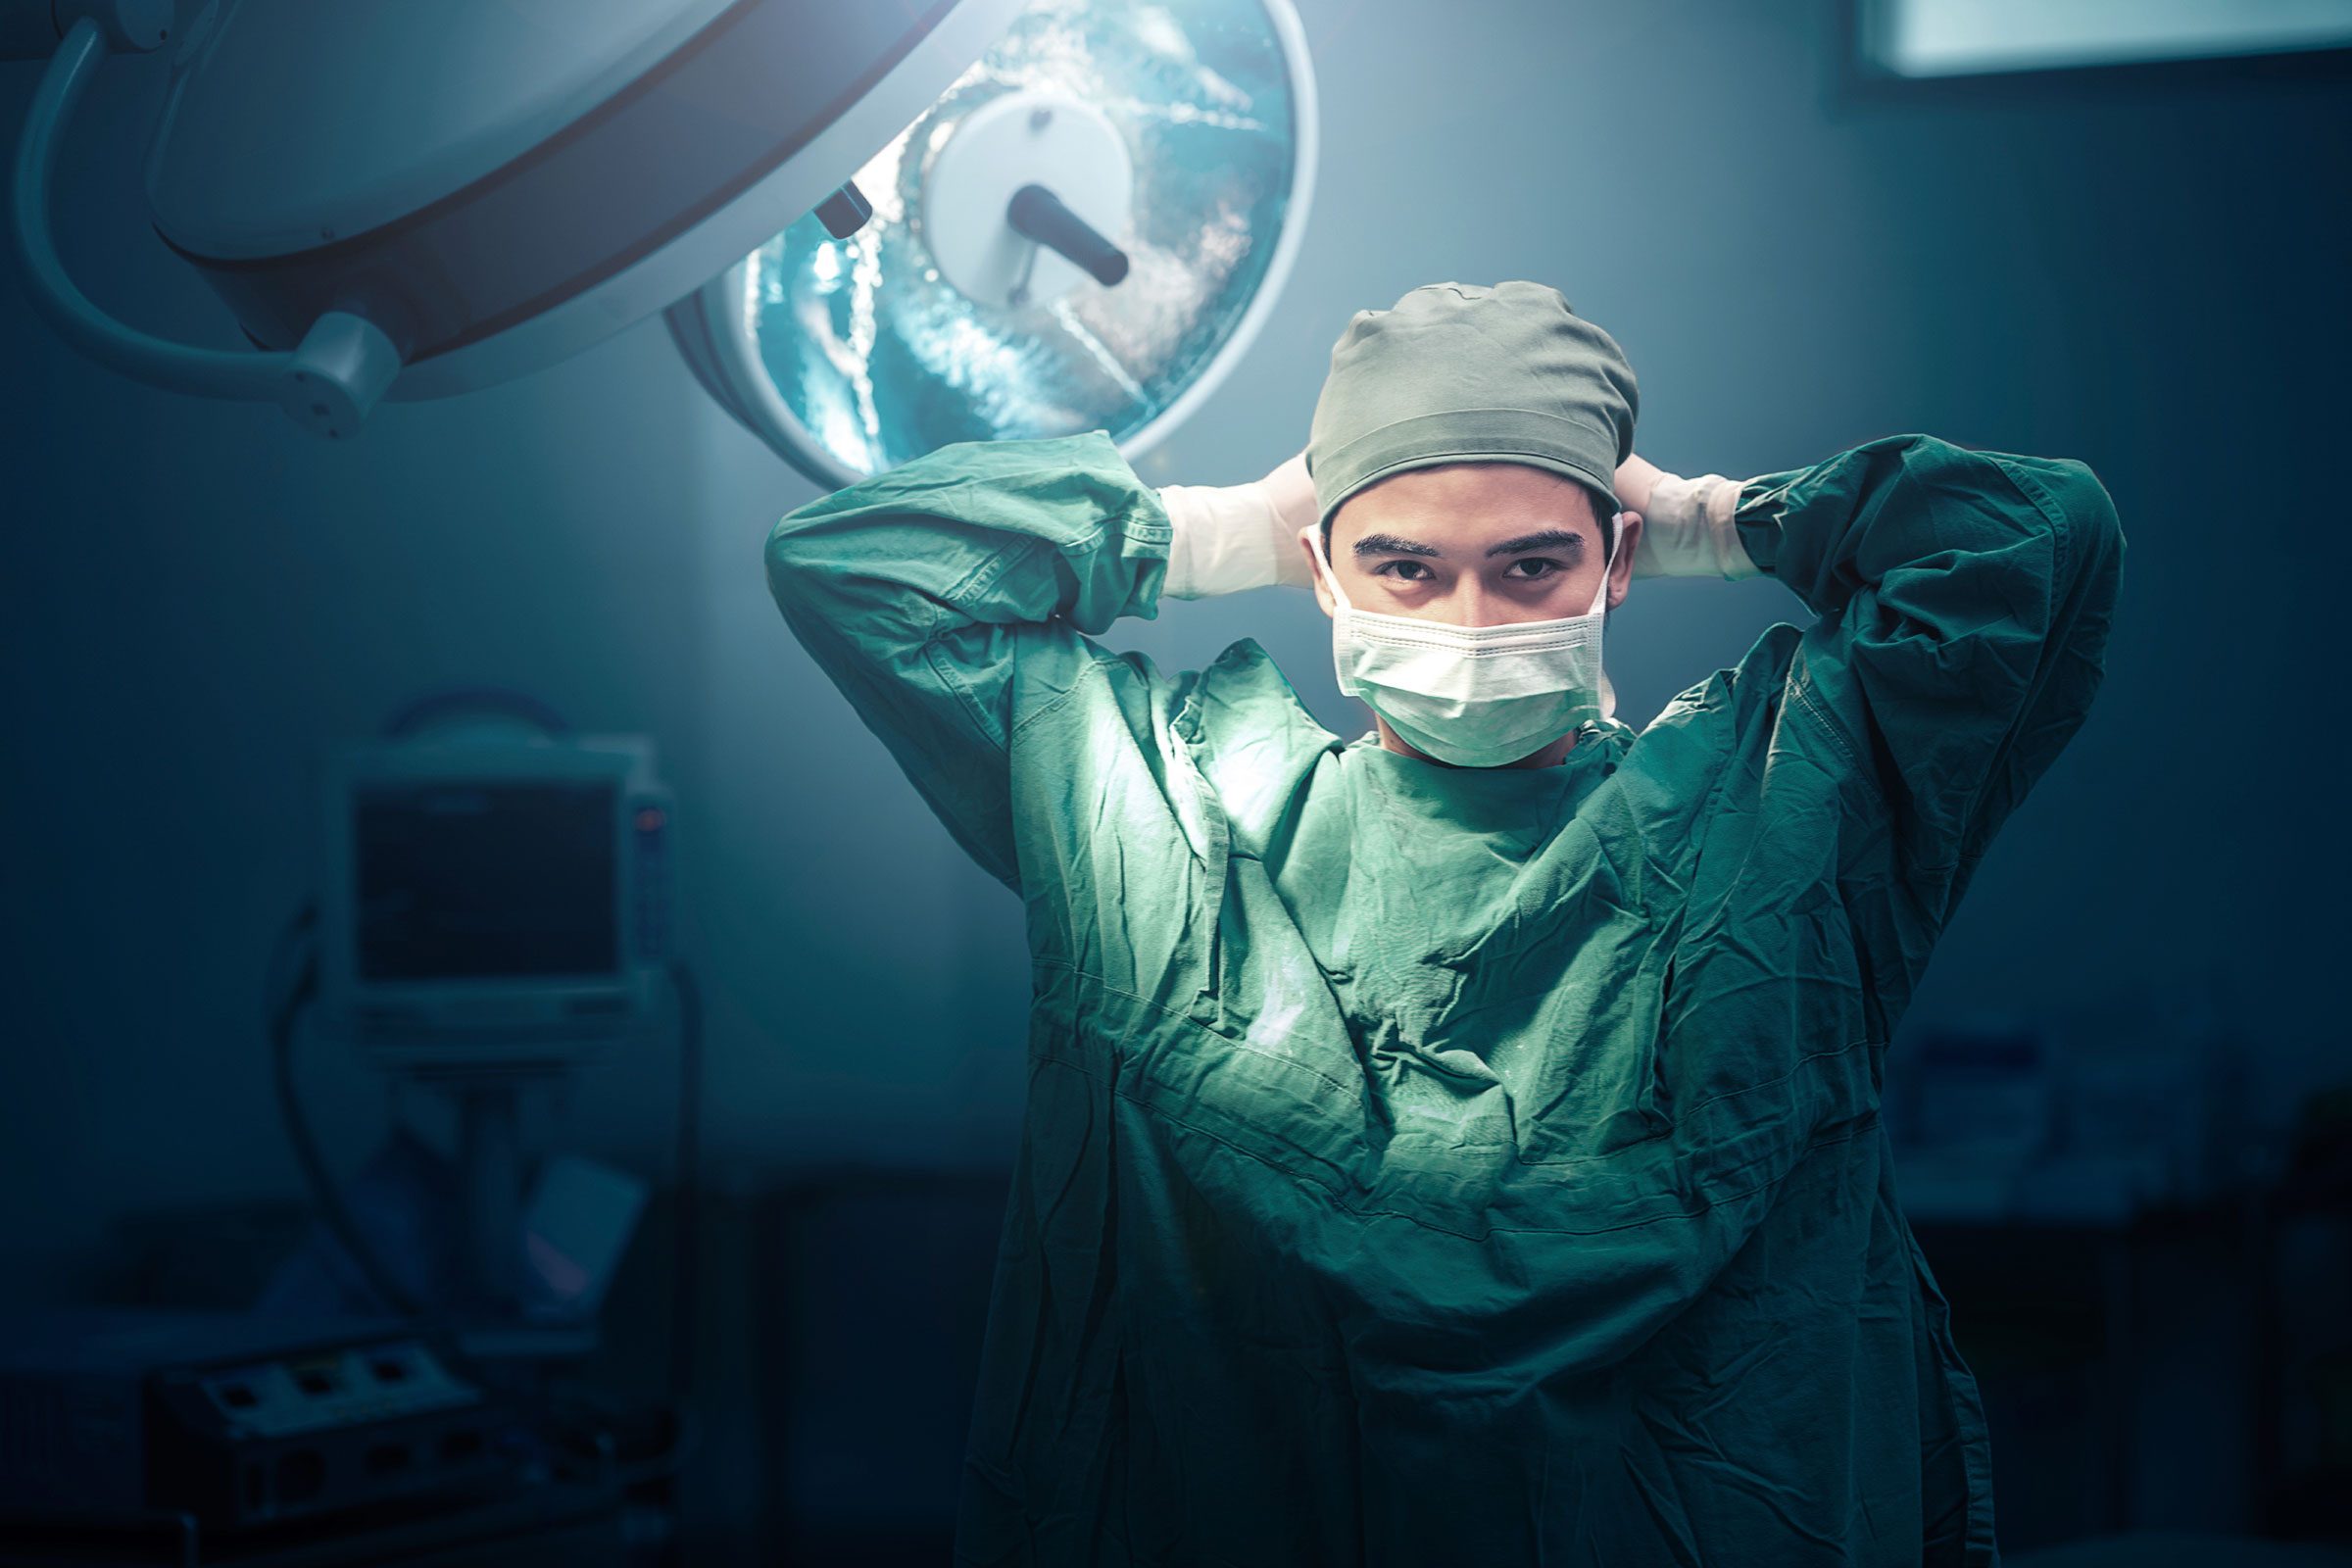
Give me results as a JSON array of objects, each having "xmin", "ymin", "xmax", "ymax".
[{"xmin": 765, "ymin": 280, "xmax": 2124, "ymax": 1566}]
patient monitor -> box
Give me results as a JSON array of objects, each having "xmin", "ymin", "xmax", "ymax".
[{"xmin": 318, "ymin": 732, "xmax": 672, "ymax": 1069}]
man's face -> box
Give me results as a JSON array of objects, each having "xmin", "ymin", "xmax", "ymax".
[{"xmin": 1297, "ymin": 462, "xmax": 1641, "ymax": 627}]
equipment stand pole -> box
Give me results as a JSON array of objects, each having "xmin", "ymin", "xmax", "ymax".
[{"xmin": 457, "ymin": 1082, "xmax": 524, "ymax": 1312}]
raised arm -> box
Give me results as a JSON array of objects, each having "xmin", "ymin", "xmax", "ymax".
[
  {"xmin": 764, "ymin": 430, "xmax": 1174, "ymax": 892},
  {"xmin": 1633, "ymin": 433, "xmax": 2126, "ymax": 942}
]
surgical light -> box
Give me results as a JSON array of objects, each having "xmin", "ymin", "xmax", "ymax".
[{"xmin": 667, "ymin": 0, "xmax": 1317, "ymax": 487}]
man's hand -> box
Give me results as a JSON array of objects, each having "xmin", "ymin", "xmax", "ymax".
[
  {"xmin": 1258, "ymin": 450, "xmax": 1319, "ymax": 539},
  {"xmin": 1614, "ymin": 453, "xmax": 1665, "ymax": 521},
  {"xmin": 1619, "ymin": 455, "xmax": 1760, "ymax": 582},
  {"xmin": 1157, "ymin": 449, "xmax": 1319, "ymax": 598}
]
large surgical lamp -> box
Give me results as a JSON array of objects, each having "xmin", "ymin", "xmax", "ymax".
[
  {"xmin": 5, "ymin": 0, "xmax": 1315, "ymax": 476},
  {"xmin": 666, "ymin": 0, "xmax": 1316, "ymax": 486}
]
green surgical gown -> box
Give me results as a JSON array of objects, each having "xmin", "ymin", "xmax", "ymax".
[{"xmin": 765, "ymin": 429, "xmax": 2125, "ymax": 1566}]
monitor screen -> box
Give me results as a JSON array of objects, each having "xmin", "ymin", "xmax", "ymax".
[{"xmin": 354, "ymin": 781, "xmax": 619, "ymax": 982}]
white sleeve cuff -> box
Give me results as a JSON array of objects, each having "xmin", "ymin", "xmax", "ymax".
[
  {"xmin": 1631, "ymin": 471, "xmax": 1758, "ymax": 581},
  {"xmin": 1157, "ymin": 481, "xmax": 1308, "ymax": 598}
]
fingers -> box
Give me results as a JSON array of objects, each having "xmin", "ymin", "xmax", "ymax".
[{"xmin": 1260, "ymin": 451, "xmax": 1319, "ymax": 535}]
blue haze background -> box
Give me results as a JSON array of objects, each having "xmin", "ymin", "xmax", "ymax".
[{"xmin": 2, "ymin": 0, "xmax": 2347, "ymax": 1554}]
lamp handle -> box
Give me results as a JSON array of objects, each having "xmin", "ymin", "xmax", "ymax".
[{"xmin": 9, "ymin": 15, "xmax": 402, "ymax": 435}]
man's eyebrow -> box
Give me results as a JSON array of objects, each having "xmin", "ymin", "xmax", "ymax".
[
  {"xmin": 1349, "ymin": 527, "xmax": 1588, "ymax": 559},
  {"xmin": 1484, "ymin": 528, "xmax": 1587, "ymax": 559},
  {"xmin": 1350, "ymin": 531, "xmax": 1441, "ymax": 558}
]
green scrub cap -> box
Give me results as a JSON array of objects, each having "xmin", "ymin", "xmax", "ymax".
[{"xmin": 1305, "ymin": 280, "xmax": 1640, "ymax": 533}]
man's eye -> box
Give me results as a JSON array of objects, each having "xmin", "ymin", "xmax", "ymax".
[
  {"xmin": 1505, "ymin": 558, "xmax": 1565, "ymax": 579},
  {"xmin": 1372, "ymin": 560, "xmax": 1434, "ymax": 581}
]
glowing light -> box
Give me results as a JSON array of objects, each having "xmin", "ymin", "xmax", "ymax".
[{"xmin": 735, "ymin": 0, "xmax": 1298, "ymax": 479}]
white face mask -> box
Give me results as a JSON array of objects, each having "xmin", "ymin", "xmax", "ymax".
[{"xmin": 1306, "ymin": 518, "xmax": 1619, "ymax": 768}]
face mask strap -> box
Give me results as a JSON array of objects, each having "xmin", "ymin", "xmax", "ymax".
[
  {"xmin": 1305, "ymin": 523, "xmax": 1353, "ymax": 613},
  {"xmin": 1589, "ymin": 511, "xmax": 1624, "ymax": 618}
]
